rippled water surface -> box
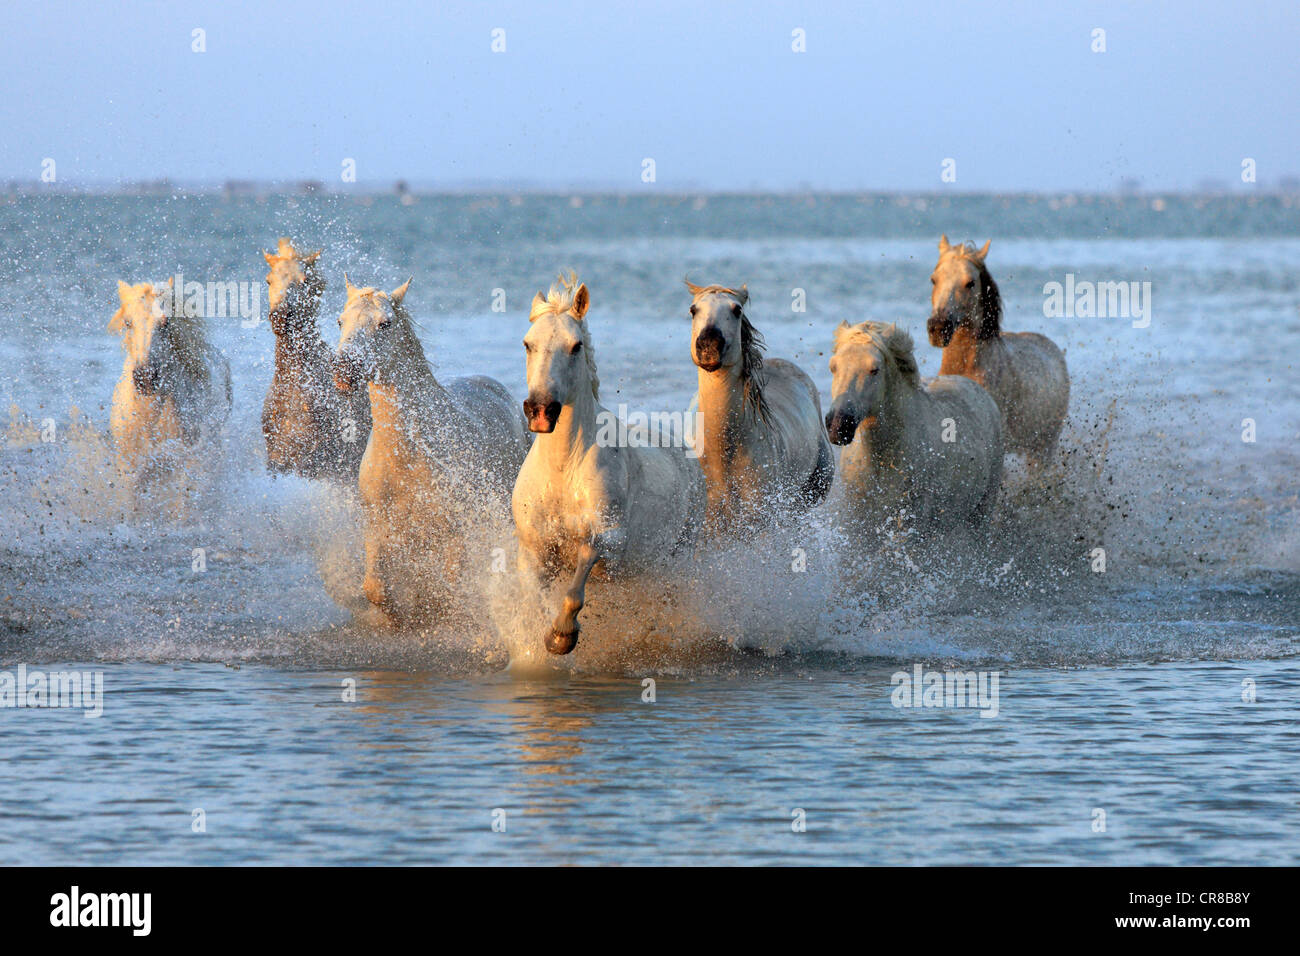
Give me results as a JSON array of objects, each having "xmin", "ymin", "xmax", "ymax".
[{"xmin": 1, "ymin": 193, "xmax": 1297, "ymax": 863}]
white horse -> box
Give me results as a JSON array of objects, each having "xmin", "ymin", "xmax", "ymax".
[
  {"xmin": 109, "ymin": 279, "xmax": 231, "ymax": 487},
  {"xmin": 926, "ymin": 236, "xmax": 1069, "ymax": 469},
  {"xmin": 687, "ymin": 281, "xmax": 833, "ymax": 532},
  {"xmin": 826, "ymin": 321, "xmax": 1002, "ymax": 531},
  {"xmin": 333, "ymin": 275, "xmax": 529, "ymax": 624},
  {"xmin": 513, "ymin": 273, "xmax": 705, "ymax": 654}
]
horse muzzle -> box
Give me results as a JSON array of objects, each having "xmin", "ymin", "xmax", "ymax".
[
  {"xmin": 523, "ymin": 397, "xmax": 562, "ymax": 433},
  {"xmin": 825, "ymin": 408, "xmax": 859, "ymax": 446},
  {"xmin": 927, "ymin": 314, "xmax": 955, "ymax": 348},
  {"xmin": 333, "ymin": 352, "xmax": 366, "ymax": 393},
  {"xmin": 693, "ymin": 328, "xmax": 725, "ymax": 372}
]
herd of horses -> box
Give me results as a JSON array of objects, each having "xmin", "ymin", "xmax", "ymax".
[{"xmin": 107, "ymin": 235, "xmax": 1070, "ymax": 655}]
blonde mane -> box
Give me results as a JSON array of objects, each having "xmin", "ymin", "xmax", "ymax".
[
  {"xmin": 834, "ymin": 321, "xmax": 921, "ymax": 387},
  {"xmin": 685, "ymin": 280, "xmax": 769, "ymax": 422},
  {"xmin": 529, "ymin": 271, "xmax": 599, "ymax": 399}
]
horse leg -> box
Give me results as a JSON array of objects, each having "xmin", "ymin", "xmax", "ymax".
[
  {"xmin": 799, "ymin": 437, "xmax": 836, "ymax": 509},
  {"xmin": 362, "ymin": 521, "xmax": 399, "ymax": 624},
  {"xmin": 546, "ymin": 540, "xmax": 603, "ymax": 655}
]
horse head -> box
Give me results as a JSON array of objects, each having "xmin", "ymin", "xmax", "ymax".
[
  {"xmin": 263, "ymin": 237, "xmax": 324, "ymax": 335},
  {"xmin": 110, "ymin": 279, "xmax": 180, "ymax": 396},
  {"xmin": 522, "ymin": 272, "xmax": 596, "ymax": 433},
  {"xmin": 333, "ymin": 274, "xmax": 412, "ymax": 394},
  {"xmin": 825, "ymin": 320, "xmax": 920, "ymax": 445},
  {"xmin": 927, "ymin": 235, "xmax": 1000, "ymax": 347}
]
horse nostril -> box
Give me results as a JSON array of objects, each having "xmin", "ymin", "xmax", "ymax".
[{"xmin": 544, "ymin": 401, "xmax": 561, "ymax": 422}]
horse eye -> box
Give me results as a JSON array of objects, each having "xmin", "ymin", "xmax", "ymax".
[
  {"xmin": 930, "ymin": 276, "xmax": 937, "ymax": 284},
  {"xmin": 731, "ymin": 303, "xmax": 742, "ymax": 316},
  {"xmin": 964, "ymin": 280, "xmax": 974, "ymax": 289},
  {"xmin": 524, "ymin": 341, "xmax": 533, "ymax": 352},
  {"xmin": 570, "ymin": 341, "xmax": 583, "ymax": 355},
  {"xmin": 689, "ymin": 305, "xmax": 697, "ymax": 316},
  {"xmin": 869, "ymin": 368, "xmax": 880, "ymax": 376}
]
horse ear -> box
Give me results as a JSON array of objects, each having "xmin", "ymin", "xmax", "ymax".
[
  {"xmin": 975, "ymin": 239, "xmax": 991, "ymax": 261},
  {"xmin": 529, "ymin": 291, "xmax": 546, "ymax": 321},
  {"xmin": 572, "ymin": 283, "xmax": 590, "ymax": 320},
  {"xmin": 108, "ymin": 306, "xmax": 126, "ymax": 334},
  {"xmin": 117, "ymin": 280, "xmax": 134, "ymax": 305},
  {"xmin": 344, "ymin": 273, "xmax": 358, "ymax": 297},
  {"xmin": 303, "ymin": 250, "xmax": 321, "ymax": 265},
  {"xmin": 263, "ymin": 251, "xmax": 277, "ymax": 266},
  {"xmin": 390, "ymin": 277, "xmax": 412, "ymax": 304},
  {"xmin": 684, "ymin": 278, "xmax": 704, "ymax": 297},
  {"xmin": 736, "ymin": 285, "xmax": 749, "ymax": 307},
  {"xmin": 939, "ymin": 234, "xmax": 951, "ymax": 253}
]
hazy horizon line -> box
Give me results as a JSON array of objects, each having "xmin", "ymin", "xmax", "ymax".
[{"xmin": 7, "ymin": 179, "xmax": 1299, "ymax": 199}]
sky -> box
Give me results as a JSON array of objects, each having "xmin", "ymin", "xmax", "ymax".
[{"xmin": 2, "ymin": 0, "xmax": 1297, "ymax": 191}]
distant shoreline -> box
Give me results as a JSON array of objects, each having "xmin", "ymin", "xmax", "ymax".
[{"xmin": 5, "ymin": 183, "xmax": 1299, "ymax": 199}]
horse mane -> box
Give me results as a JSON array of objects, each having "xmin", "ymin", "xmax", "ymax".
[
  {"xmin": 685, "ymin": 281, "xmax": 769, "ymax": 423},
  {"xmin": 530, "ymin": 271, "xmax": 599, "ymax": 400},
  {"xmin": 162, "ymin": 301, "xmax": 215, "ymax": 385},
  {"xmin": 948, "ymin": 243, "xmax": 1002, "ymax": 339},
  {"xmin": 834, "ymin": 321, "xmax": 921, "ymax": 388}
]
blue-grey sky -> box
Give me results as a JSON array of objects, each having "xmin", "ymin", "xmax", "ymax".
[{"xmin": 3, "ymin": 0, "xmax": 1296, "ymax": 190}]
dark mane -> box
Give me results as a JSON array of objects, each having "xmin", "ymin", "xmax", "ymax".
[
  {"xmin": 739, "ymin": 313, "xmax": 770, "ymax": 424},
  {"xmin": 976, "ymin": 260, "xmax": 1002, "ymax": 340}
]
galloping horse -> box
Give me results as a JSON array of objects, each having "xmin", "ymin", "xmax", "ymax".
[
  {"xmin": 826, "ymin": 321, "xmax": 1002, "ymax": 531},
  {"xmin": 687, "ymin": 281, "xmax": 833, "ymax": 532},
  {"xmin": 926, "ymin": 236, "xmax": 1069, "ymax": 469},
  {"xmin": 109, "ymin": 279, "xmax": 231, "ymax": 487},
  {"xmin": 513, "ymin": 273, "xmax": 705, "ymax": 654},
  {"xmin": 334, "ymin": 275, "xmax": 529, "ymax": 624},
  {"xmin": 261, "ymin": 238, "xmax": 370, "ymax": 481}
]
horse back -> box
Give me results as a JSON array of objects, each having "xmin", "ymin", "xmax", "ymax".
[
  {"xmin": 744, "ymin": 357, "xmax": 834, "ymax": 505},
  {"xmin": 444, "ymin": 374, "xmax": 531, "ymax": 482},
  {"xmin": 999, "ymin": 330, "xmax": 1070, "ymax": 446}
]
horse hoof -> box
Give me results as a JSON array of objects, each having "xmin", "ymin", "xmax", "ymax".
[{"xmin": 546, "ymin": 628, "xmax": 578, "ymax": 655}]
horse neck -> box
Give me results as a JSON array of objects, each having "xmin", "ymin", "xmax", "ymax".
[
  {"xmin": 537, "ymin": 376, "xmax": 600, "ymax": 474},
  {"xmin": 696, "ymin": 364, "xmax": 749, "ymax": 462},
  {"xmin": 272, "ymin": 308, "xmax": 327, "ymax": 369},
  {"xmin": 938, "ymin": 326, "xmax": 998, "ymax": 376},
  {"xmin": 368, "ymin": 323, "xmax": 448, "ymax": 445}
]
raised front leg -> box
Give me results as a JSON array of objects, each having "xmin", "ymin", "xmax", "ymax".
[
  {"xmin": 546, "ymin": 540, "xmax": 602, "ymax": 655},
  {"xmin": 362, "ymin": 512, "xmax": 400, "ymax": 624}
]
